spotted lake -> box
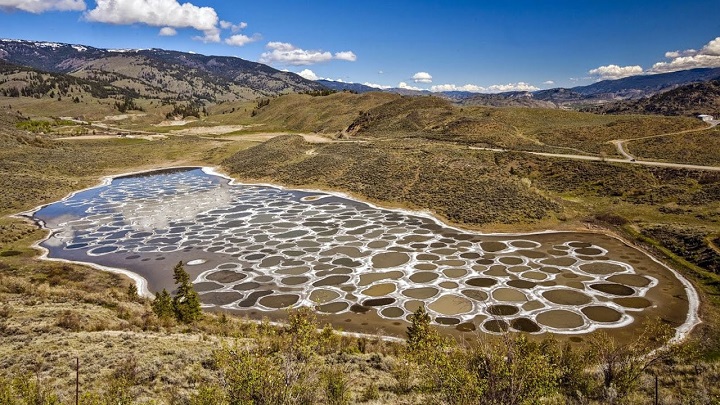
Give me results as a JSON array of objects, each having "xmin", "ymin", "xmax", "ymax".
[{"xmin": 29, "ymin": 167, "xmax": 698, "ymax": 338}]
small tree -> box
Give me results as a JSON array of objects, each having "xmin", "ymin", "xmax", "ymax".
[
  {"xmin": 172, "ymin": 261, "xmax": 202, "ymax": 323},
  {"xmin": 126, "ymin": 283, "xmax": 138, "ymax": 302},
  {"xmin": 287, "ymin": 306, "xmax": 319, "ymax": 361},
  {"xmin": 151, "ymin": 289, "xmax": 174, "ymax": 319},
  {"xmin": 406, "ymin": 304, "xmax": 438, "ymax": 353}
]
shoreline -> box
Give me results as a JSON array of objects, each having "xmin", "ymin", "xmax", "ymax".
[{"xmin": 15, "ymin": 164, "xmax": 702, "ymax": 341}]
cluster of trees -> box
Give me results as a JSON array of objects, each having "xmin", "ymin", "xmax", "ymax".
[
  {"xmin": 165, "ymin": 103, "xmax": 206, "ymax": 119},
  {"xmin": 302, "ymin": 89, "xmax": 337, "ymax": 97},
  {"xmin": 0, "ymin": 87, "xmax": 20, "ymax": 97},
  {"xmin": 250, "ymin": 98, "xmax": 271, "ymax": 117},
  {"xmin": 151, "ymin": 262, "xmax": 202, "ymax": 323},
  {"xmin": 114, "ymin": 97, "xmax": 144, "ymax": 113}
]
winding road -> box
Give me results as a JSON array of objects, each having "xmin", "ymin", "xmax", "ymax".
[
  {"xmin": 470, "ymin": 116, "xmax": 720, "ymax": 172},
  {"xmin": 468, "ymin": 146, "xmax": 720, "ymax": 171},
  {"xmin": 58, "ymin": 114, "xmax": 720, "ymax": 172},
  {"xmin": 610, "ymin": 116, "xmax": 719, "ymax": 162}
]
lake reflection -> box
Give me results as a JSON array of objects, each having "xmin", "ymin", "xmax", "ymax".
[{"xmin": 32, "ymin": 167, "xmax": 673, "ymax": 334}]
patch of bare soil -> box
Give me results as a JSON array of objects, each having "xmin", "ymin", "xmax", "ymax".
[
  {"xmin": 170, "ymin": 124, "xmax": 261, "ymax": 135},
  {"xmin": 219, "ymin": 132, "xmax": 334, "ymax": 143}
]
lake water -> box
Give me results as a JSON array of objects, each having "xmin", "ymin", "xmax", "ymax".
[{"xmin": 31, "ymin": 167, "xmax": 694, "ymax": 336}]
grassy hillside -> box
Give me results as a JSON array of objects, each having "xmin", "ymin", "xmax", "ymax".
[
  {"xmin": 223, "ymin": 135, "xmax": 561, "ymax": 225},
  {"xmin": 251, "ymin": 93, "xmax": 704, "ymax": 156},
  {"xmin": 626, "ymin": 125, "xmax": 720, "ymax": 166},
  {"xmin": 249, "ymin": 92, "xmax": 398, "ymax": 134}
]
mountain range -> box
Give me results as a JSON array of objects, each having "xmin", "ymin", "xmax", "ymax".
[
  {"xmin": 580, "ymin": 79, "xmax": 720, "ymax": 117},
  {"xmin": 0, "ymin": 39, "xmax": 323, "ymax": 103},
  {"xmin": 1, "ymin": 38, "xmax": 720, "ymax": 114},
  {"xmin": 320, "ymin": 67, "xmax": 720, "ymax": 109}
]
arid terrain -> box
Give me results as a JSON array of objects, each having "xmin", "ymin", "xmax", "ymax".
[{"xmin": 1, "ymin": 79, "xmax": 720, "ymax": 403}]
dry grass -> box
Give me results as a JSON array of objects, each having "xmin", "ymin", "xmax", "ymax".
[
  {"xmin": 627, "ymin": 125, "xmax": 720, "ymax": 166},
  {"xmin": 223, "ymin": 136, "xmax": 562, "ymax": 226},
  {"xmin": 248, "ymin": 93, "xmax": 704, "ymax": 158},
  {"xmin": 2, "ymin": 93, "xmax": 720, "ymax": 403},
  {"xmin": 251, "ymin": 92, "xmax": 400, "ymax": 134}
]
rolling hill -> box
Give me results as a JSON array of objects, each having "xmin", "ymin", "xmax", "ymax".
[{"xmin": 249, "ymin": 92, "xmax": 703, "ymax": 156}]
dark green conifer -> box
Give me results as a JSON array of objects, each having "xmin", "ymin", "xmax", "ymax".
[
  {"xmin": 151, "ymin": 289, "xmax": 174, "ymax": 319},
  {"xmin": 172, "ymin": 261, "xmax": 202, "ymax": 323}
]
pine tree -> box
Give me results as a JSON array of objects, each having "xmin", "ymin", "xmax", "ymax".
[
  {"xmin": 127, "ymin": 283, "xmax": 138, "ymax": 302},
  {"xmin": 172, "ymin": 261, "xmax": 202, "ymax": 323},
  {"xmin": 151, "ymin": 289, "xmax": 174, "ymax": 319},
  {"xmin": 406, "ymin": 304, "xmax": 433, "ymax": 352},
  {"xmin": 173, "ymin": 261, "xmax": 189, "ymax": 285}
]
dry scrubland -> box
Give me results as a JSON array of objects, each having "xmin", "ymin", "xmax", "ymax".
[
  {"xmin": 251, "ymin": 93, "xmax": 704, "ymax": 156},
  {"xmin": 626, "ymin": 125, "xmax": 720, "ymax": 166},
  {"xmin": 1, "ymin": 93, "xmax": 720, "ymax": 403}
]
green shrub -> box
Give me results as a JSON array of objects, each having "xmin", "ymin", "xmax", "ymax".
[
  {"xmin": 390, "ymin": 359, "xmax": 416, "ymax": 394},
  {"xmin": 470, "ymin": 334, "xmax": 560, "ymax": 405},
  {"xmin": 189, "ymin": 383, "xmax": 229, "ymax": 405},
  {"xmin": 360, "ymin": 382, "xmax": 380, "ymax": 402},
  {"xmin": 323, "ymin": 367, "xmax": 351, "ymax": 405},
  {"xmin": 0, "ymin": 250, "xmax": 22, "ymax": 257}
]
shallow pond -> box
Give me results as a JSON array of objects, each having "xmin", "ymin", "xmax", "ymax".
[{"xmin": 31, "ymin": 167, "xmax": 695, "ymax": 336}]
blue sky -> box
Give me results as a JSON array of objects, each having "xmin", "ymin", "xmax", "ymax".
[{"xmin": 1, "ymin": 0, "xmax": 720, "ymax": 92}]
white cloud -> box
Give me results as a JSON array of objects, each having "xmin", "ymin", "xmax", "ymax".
[
  {"xmin": 487, "ymin": 82, "xmax": 539, "ymax": 92},
  {"xmin": 297, "ymin": 69, "xmax": 319, "ymax": 81},
  {"xmin": 704, "ymin": 38, "xmax": 720, "ymax": 56},
  {"xmin": 430, "ymin": 81, "xmax": 539, "ymax": 93},
  {"xmin": 412, "ymin": 71, "xmax": 433, "ymax": 83},
  {"xmin": 158, "ymin": 27, "xmax": 177, "ymax": 36},
  {"xmin": 651, "ymin": 37, "xmax": 720, "ymax": 73},
  {"xmin": 334, "ymin": 51, "xmax": 357, "ymax": 62},
  {"xmin": 0, "ymin": 0, "xmax": 85, "ymax": 13},
  {"xmin": 220, "ymin": 20, "xmax": 247, "ymax": 33},
  {"xmin": 363, "ymin": 82, "xmax": 391, "ymax": 89},
  {"xmin": 665, "ymin": 49, "xmax": 697, "ymax": 59},
  {"xmin": 259, "ymin": 42, "xmax": 357, "ymax": 66},
  {"xmin": 85, "ymin": 0, "xmax": 221, "ymax": 42},
  {"xmin": 430, "ymin": 84, "xmax": 484, "ymax": 93},
  {"xmin": 260, "ymin": 42, "xmax": 331, "ymax": 65},
  {"xmin": 397, "ymin": 82, "xmax": 424, "ymax": 91},
  {"xmin": 588, "ymin": 64, "xmax": 644, "ymax": 80},
  {"xmin": 542, "ymin": 80, "xmax": 555, "ymax": 85},
  {"xmin": 225, "ymin": 34, "xmax": 261, "ymax": 47}
]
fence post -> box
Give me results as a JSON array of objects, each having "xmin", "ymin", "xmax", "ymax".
[
  {"xmin": 654, "ymin": 372, "xmax": 658, "ymax": 405},
  {"xmin": 76, "ymin": 357, "xmax": 79, "ymax": 405}
]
